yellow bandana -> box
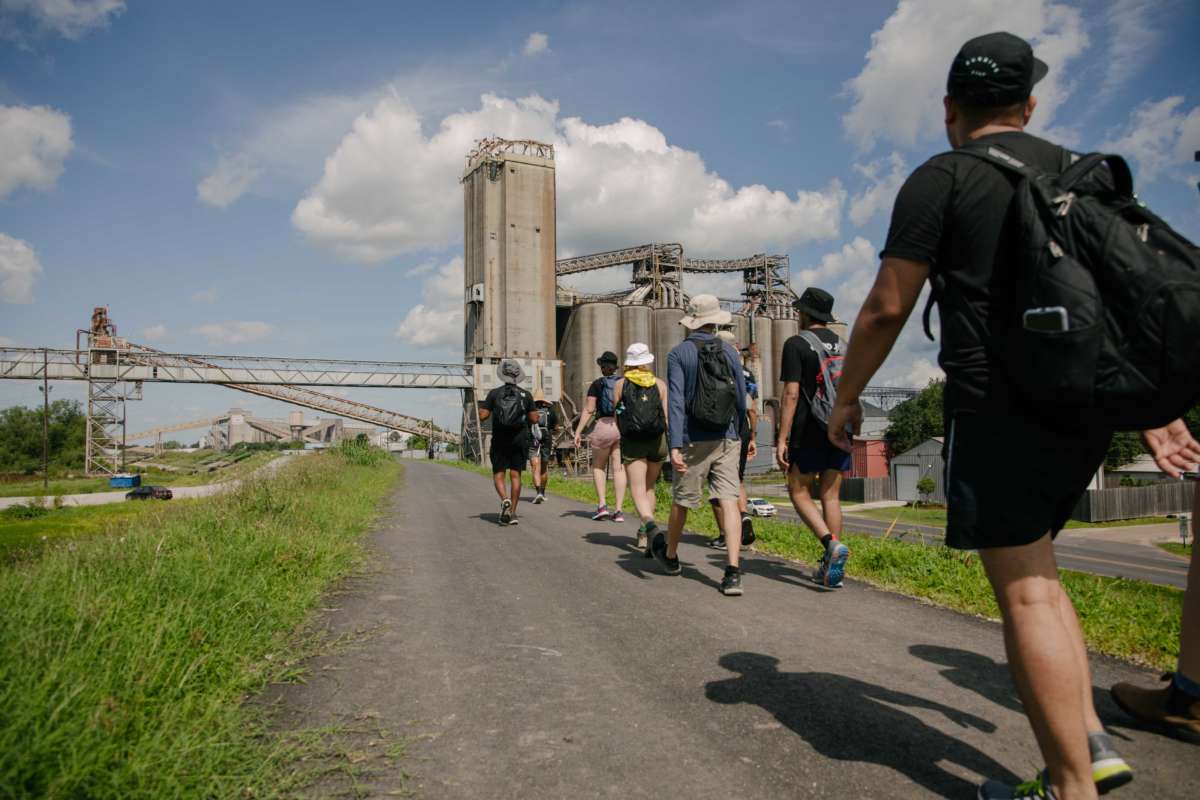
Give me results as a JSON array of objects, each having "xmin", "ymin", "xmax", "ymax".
[{"xmin": 624, "ymin": 367, "xmax": 656, "ymax": 388}]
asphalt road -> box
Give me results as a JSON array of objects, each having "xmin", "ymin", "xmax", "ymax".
[
  {"xmin": 270, "ymin": 461, "xmax": 1196, "ymax": 799},
  {"xmin": 762, "ymin": 506, "xmax": 1190, "ymax": 589}
]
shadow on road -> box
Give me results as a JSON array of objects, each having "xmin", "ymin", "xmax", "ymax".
[
  {"xmin": 909, "ymin": 644, "xmax": 1134, "ymax": 736},
  {"xmin": 582, "ymin": 531, "xmax": 722, "ymax": 589},
  {"xmin": 703, "ymin": 553, "xmax": 828, "ymax": 593},
  {"xmin": 705, "ymin": 651, "xmax": 1019, "ymax": 798}
]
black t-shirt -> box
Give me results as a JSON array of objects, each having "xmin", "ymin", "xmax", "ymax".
[
  {"xmin": 779, "ymin": 327, "xmax": 841, "ymax": 449},
  {"xmin": 482, "ymin": 384, "xmax": 533, "ymax": 448},
  {"xmin": 588, "ymin": 374, "xmax": 617, "ymax": 417},
  {"xmin": 881, "ymin": 130, "xmax": 1082, "ymax": 413}
]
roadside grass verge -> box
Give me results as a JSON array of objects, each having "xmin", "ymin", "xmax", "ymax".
[
  {"xmin": 0, "ymin": 451, "xmax": 279, "ymax": 498},
  {"xmin": 0, "ymin": 444, "xmax": 399, "ymax": 799},
  {"xmin": 1157, "ymin": 541, "xmax": 1193, "ymax": 559},
  {"xmin": 851, "ymin": 505, "xmax": 1173, "ymax": 530},
  {"xmin": 0, "ymin": 499, "xmax": 193, "ymax": 559},
  {"xmin": 444, "ymin": 460, "xmax": 1182, "ymax": 670}
]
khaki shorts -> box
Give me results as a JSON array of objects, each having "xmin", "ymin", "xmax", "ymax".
[{"xmin": 672, "ymin": 438, "xmax": 741, "ymax": 509}]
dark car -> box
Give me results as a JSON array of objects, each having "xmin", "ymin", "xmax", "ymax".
[{"xmin": 125, "ymin": 486, "xmax": 173, "ymax": 501}]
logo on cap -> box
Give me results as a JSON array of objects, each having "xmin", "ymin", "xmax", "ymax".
[{"xmin": 963, "ymin": 55, "xmax": 1000, "ymax": 77}]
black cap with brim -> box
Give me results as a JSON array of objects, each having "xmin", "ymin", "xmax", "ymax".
[
  {"xmin": 597, "ymin": 351, "xmax": 618, "ymax": 366},
  {"xmin": 793, "ymin": 287, "xmax": 836, "ymax": 324},
  {"xmin": 947, "ymin": 31, "xmax": 1048, "ymax": 107}
]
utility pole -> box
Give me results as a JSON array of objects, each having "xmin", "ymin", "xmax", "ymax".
[{"xmin": 39, "ymin": 349, "xmax": 51, "ymax": 491}]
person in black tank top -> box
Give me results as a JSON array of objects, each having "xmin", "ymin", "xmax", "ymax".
[{"xmin": 823, "ymin": 32, "xmax": 1143, "ymax": 799}]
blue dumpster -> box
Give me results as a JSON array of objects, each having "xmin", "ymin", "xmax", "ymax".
[{"xmin": 109, "ymin": 474, "xmax": 141, "ymax": 489}]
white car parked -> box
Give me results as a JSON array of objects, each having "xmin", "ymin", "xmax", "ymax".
[{"xmin": 747, "ymin": 497, "xmax": 777, "ymax": 517}]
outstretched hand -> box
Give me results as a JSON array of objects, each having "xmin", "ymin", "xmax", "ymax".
[{"xmin": 1141, "ymin": 419, "xmax": 1200, "ymax": 478}]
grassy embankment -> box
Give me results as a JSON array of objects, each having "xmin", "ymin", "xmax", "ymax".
[
  {"xmin": 0, "ymin": 444, "xmax": 400, "ymax": 798},
  {"xmin": 1157, "ymin": 542, "xmax": 1193, "ymax": 559},
  {"xmin": 852, "ymin": 505, "xmax": 1173, "ymax": 531},
  {"xmin": 0, "ymin": 450, "xmax": 278, "ymax": 498},
  {"xmin": 446, "ymin": 460, "xmax": 1182, "ymax": 670}
]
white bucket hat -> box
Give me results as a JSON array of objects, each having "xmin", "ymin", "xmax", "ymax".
[
  {"xmin": 624, "ymin": 342, "xmax": 654, "ymax": 367},
  {"xmin": 680, "ymin": 294, "xmax": 732, "ymax": 330}
]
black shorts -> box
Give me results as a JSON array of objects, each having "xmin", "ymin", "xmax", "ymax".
[
  {"xmin": 944, "ymin": 410, "xmax": 1110, "ymax": 550},
  {"xmin": 739, "ymin": 435, "xmax": 750, "ymax": 481},
  {"xmin": 788, "ymin": 441, "xmax": 851, "ymax": 475},
  {"xmin": 490, "ymin": 442, "xmax": 528, "ymax": 474}
]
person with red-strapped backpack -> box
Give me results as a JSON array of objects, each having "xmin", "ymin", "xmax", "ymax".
[{"xmin": 776, "ymin": 287, "xmax": 852, "ymax": 590}]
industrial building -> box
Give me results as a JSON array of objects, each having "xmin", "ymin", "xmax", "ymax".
[{"xmin": 125, "ymin": 408, "xmax": 381, "ymax": 451}]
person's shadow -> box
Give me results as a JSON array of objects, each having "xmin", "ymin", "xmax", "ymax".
[
  {"xmin": 582, "ymin": 531, "xmax": 722, "ymax": 589},
  {"xmin": 909, "ymin": 644, "xmax": 1132, "ymax": 734},
  {"xmin": 705, "ymin": 652, "xmax": 1020, "ymax": 798},
  {"xmin": 704, "ymin": 553, "xmax": 828, "ymax": 593}
]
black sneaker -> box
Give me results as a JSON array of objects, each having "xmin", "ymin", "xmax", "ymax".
[
  {"xmin": 741, "ymin": 515, "xmax": 756, "ymax": 546},
  {"xmin": 721, "ymin": 567, "xmax": 743, "ymax": 596},
  {"xmin": 499, "ymin": 497, "xmax": 512, "ymax": 526},
  {"xmin": 708, "ymin": 536, "xmax": 727, "ymax": 550},
  {"xmin": 508, "ymin": 515, "xmax": 520, "ymax": 526},
  {"xmin": 650, "ymin": 532, "xmax": 681, "ymax": 575},
  {"xmin": 642, "ymin": 522, "xmax": 657, "ymax": 558}
]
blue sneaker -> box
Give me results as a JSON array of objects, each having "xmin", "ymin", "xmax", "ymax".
[{"xmin": 818, "ymin": 540, "xmax": 849, "ymax": 588}]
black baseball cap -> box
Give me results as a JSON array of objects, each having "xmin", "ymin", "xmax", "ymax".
[
  {"xmin": 597, "ymin": 351, "xmax": 618, "ymax": 366},
  {"xmin": 793, "ymin": 287, "xmax": 835, "ymax": 324},
  {"xmin": 946, "ymin": 32, "xmax": 1048, "ymax": 107}
]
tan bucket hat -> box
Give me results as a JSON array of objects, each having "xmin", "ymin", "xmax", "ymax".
[{"xmin": 680, "ymin": 294, "xmax": 732, "ymax": 330}]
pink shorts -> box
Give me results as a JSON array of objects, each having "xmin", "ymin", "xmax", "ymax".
[{"xmin": 590, "ymin": 417, "xmax": 621, "ymax": 451}]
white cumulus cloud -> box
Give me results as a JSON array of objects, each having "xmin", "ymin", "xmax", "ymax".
[
  {"xmin": 190, "ymin": 321, "xmax": 273, "ymax": 346},
  {"xmin": 795, "ymin": 236, "xmax": 879, "ymax": 316},
  {"xmin": 1100, "ymin": 96, "xmax": 1200, "ymax": 183},
  {"xmin": 523, "ymin": 31, "xmax": 549, "ymax": 56},
  {"xmin": 0, "ymin": 233, "xmax": 43, "ymax": 303},
  {"xmin": 394, "ymin": 256, "xmax": 463, "ymax": 349},
  {"xmin": 293, "ymin": 93, "xmax": 845, "ymax": 264},
  {"xmin": 191, "ymin": 287, "xmax": 220, "ymax": 304},
  {"xmin": 1099, "ymin": 0, "xmax": 1161, "ymax": 103},
  {"xmin": 1, "ymin": 0, "xmax": 124, "ymax": 39},
  {"xmin": 140, "ymin": 324, "xmax": 168, "ymax": 341},
  {"xmin": 843, "ymin": 0, "xmax": 1088, "ymax": 151},
  {"xmin": 0, "ymin": 336, "xmax": 16, "ymax": 346},
  {"xmin": 0, "ymin": 104, "xmax": 72, "ymax": 198},
  {"xmin": 196, "ymin": 154, "xmax": 261, "ymax": 208},
  {"xmin": 849, "ymin": 152, "xmax": 907, "ymax": 227}
]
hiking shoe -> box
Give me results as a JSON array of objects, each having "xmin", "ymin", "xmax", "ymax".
[
  {"xmin": 977, "ymin": 771, "xmax": 1056, "ymax": 800},
  {"xmin": 635, "ymin": 523, "xmax": 649, "ymax": 552},
  {"xmin": 499, "ymin": 497, "xmax": 512, "ymax": 526},
  {"xmin": 612, "ymin": 510, "xmax": 625, "ymax": 523},
  {"xmin": 508, "ymin": 515, "xmax": 519, "ymax": 526},
  {"xmin": 642, "ymin": 522, "xmax": 657, "ymax": 558},
  {"xmin": 822, "ymin": 540, "xmax": 850, "ymax": 588},
  {"xmin": 1087, "ymin": 732, "xmax": 1133, "ymax": 794},
  {"xmin": 708, "ymin": 536, "xmax": 727, "ymax": 549},
  {"xmin": 1111, "ymin": 673, "xmax": 1200, "ymax": 738},
  {"xmin": 811, "ymin": 552, "xmax": 844, "ymax": 588},
  {"xmin": 650, "ymin": 532, "xmax": 681, "ymax": 575},
  {"xmin": 592, "ymin": 505, "xmax": 611, "ymax": 521},
  {"xmin": 532, "ymin": 492, "xmax": 545, "ymax": 505},
  {"xmin": 720, "ymin": 568, "xmax": 743, "ymax": 596},
  {"xmin": 741, "ymin": 515, "xmax": 756, "ymax": 546}
]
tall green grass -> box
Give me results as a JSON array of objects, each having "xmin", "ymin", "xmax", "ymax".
[
  {"xmin": 446, "ymin": 460, "xmax": 1183, "ymax": 670},
  {"xmin": 0, "ymin": 449, "xmax": 399, "ymax": 798}
]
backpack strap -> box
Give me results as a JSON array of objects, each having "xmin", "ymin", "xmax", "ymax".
[
  {"xmin": 955, "ymin": 141, "xmax": 1044, "ymax": 181},
  {"xmin": 796, "ymin": 330, "xmax": 836, "ymax": 406},
  {"xmin": 1058, "ymin": 152, "xmax": 1134, "ymax": 197}
]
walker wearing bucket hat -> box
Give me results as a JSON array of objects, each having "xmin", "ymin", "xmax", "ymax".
[
  {"xmin": 574, "ymin": 349, "xmax": 628, "ymax": 522},
  {"xmin": 651, "ymin": 295, "xmax": 749, "ymax": 596},
  {"xmin": 825, "ymin": 30, "xmax": 1134, "ymax": 799},
  {"xmin": 528, "ymin": 387, "xmax": 558, "ymax": 504},
  {"xmin": 706, "ymin": 329, "xmax": 759, "ymax": 551},
  {"xmin": 614, "ymin": 342, "xmax": 669, "ymax": 552},
  {"xmin": 479, "ymin": 360, "xmax": 537, "ymax": 525}
]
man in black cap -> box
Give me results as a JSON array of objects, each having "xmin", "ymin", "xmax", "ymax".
[
  {"xmin": 479, "ymin": 359, "xmax": 539, "ymax": 525},
  {"xmin": 573, "ymin": 350, "xmax": 628, "ymax": 522},
  {"xmin": 825, "ymin": 31, "xmax": 1137, "ymax": 800},
  {"xmin": 777, "ymin": 287, "xmax": 852, "ymax": 588}
]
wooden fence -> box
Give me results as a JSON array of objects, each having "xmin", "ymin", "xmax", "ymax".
[
  {"xmin": 1071, "ymin": 482, "xmax": 1194, "ymax": 523},
  {"xmin": 841, "ymin": 476, "xmax": 895, "ymax": 503}
]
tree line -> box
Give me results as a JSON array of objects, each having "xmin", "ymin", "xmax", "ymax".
[{"xmin": 0, "ymin": 401, "xmax": 87, "ymax": 474}]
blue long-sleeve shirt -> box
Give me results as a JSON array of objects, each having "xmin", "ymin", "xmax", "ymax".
[{"xmin": 666, "ymin": 331, "xmax": 747, "ymax": 449}]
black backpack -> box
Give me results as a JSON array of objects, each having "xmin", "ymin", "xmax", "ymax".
[
  {"xmin": 616, "ymin": 380, "xmax": 665, "ymax": 439},
  {"xmin": 925, "ymin": 143, "xmax": 1200, "ymax": 431},
  {"xmin": 688, "ymin": 338, "xmax": 738, "ymax": 431},
  {"xmin": 493, "ymin": 384, "xmax": 527, "ymax": 429}
]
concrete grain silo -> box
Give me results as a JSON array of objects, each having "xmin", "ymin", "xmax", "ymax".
[
  {"xmin": 619, "ymin": 305, "xmax": 653, "ymax": 364},
  {"xmin": 731, "ymin": 313, "xmax": 750, "ymax": 351},
  {"xmin": 771, "ymin": 318, "xmax": 799, "ymax": 398},
  {"xmin": 652, "ymin": 307, "xmax": 685, "ymax": 377},
  {"xmin": 560, "ymin": 302, "xmax": 621, "ymax": 414},
  {"xmin": 752, "ymin": 315, "xmax": 774, "ymax": 403}
]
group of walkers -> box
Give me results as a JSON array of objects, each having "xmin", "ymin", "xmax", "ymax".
[{"xmin": 479, "ymin": 30, "xmax": 1200, "ymax": 799}]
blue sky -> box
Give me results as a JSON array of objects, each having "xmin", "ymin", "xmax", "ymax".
[{"xmin": 2, "ymin": 0, "xmax": 1198, "ymax": 433}]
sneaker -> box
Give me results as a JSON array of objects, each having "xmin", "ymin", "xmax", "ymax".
[
  {"xmin": 592, "ymin": 505, "xmax": 611, "ymax": 521},
  {"xmin": 499, "ymin": 497, "xmax": 512, "ymax": 526},
  {"xmin": 822, "ymin": 540, "xmax": 850, "ymax": 588},
  {"xmin": 1111, "ymin": 673, "xmax": 1200, "ymax": 738},
  {"xmin": 508, "ymin": 515, "xmax": 519, "ymax": 526},
  {"xmin": 1087, "ymin": 732, "xmax": 1133, "ymax": 795},
  {"xmin": 811, "ymin": 552, "xmax": 845, "ymax": 589},
  {"xmin": 720, "ymin": 567, "xmax": 743, "ymax": 596},
  {"xmin": 642, "ymin": 522, "xmax": 657, "ymax": 558},
  {"xmin": 977, "ymin": 771, "xmax": 1056, "ymax": 800},
  {"xmin": 635, "ymin": 523, "xmax": 649, "ymax": 552},
  {"xmin": 708, "ymin": 536, "xmax": 727, "ymax": 550},
  {"xmin": 532, "ymin": 492, "xmax": 545, "ymax": 505},
  {"xmin": 741, "ymin": 515, "xmax": 756, "ymax": 546},
  {"xmin": 612, "ymin": 510, "xmax": 625, "ymax": 523},
  {"xmin": 650, "ymin": 532, "xmax": 681, "ymax": 575}
]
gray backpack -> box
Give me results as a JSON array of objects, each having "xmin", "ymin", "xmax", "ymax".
[{"xmin": 797, "ymin": 330, "xmax": 844, "ymax": 430}]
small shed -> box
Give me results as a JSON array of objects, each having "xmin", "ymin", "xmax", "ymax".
[{"xmin": 889, "ymin": 437, "xmax": 945, "ymax": 503}]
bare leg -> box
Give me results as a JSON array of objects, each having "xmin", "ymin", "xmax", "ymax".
[
  {"xmin": 710, "ymin": 499, "xmax": 725, "ymax": 536},
  {"xmin": 645, "ymin": 459, "xmax": 663, "ymax": 502},
  {"xmin": 666, "ymin": 502, "xmax": 688, "ymax": 558},
  {"xmin": 787, "ymin": 468, "xmax": 832, "ymax": 540},
  {"xmin": 509, "ymin": 470, "xmax": 523, "ymax": 516},
  {"xmin": 612, "ymin": 447, "xmax": 627, "ymax": 512},
  {"xmin": 626, "ymin": 459, "xmax": 654, "ymax": 523},
  {"xmin": 529, "ymin": 455, "xmax": 541, "ymax": 493},
  {"xmin": 817, "ymin": 469, "xmax": 844, "ymax": 537},
  {"xmin": 738, "ymin": 482, "xmax": 748, "ymax": 516},
  {"xmin": 591, "ymin": 446, "xmax": 611, "ymax": 508},
  {"xmin": 980, "ymin": 537, "xmax": 1097, "ymax": 800},
  {"xmin": 721, "ymin": 498, "xmax": 741, "ymax": 568},
  {"xmin": 1055, "ymin": 583, "xmax": 1104, "ymax": 732},
  {"xmin": 492, "ymin": 471, "xmax": 507, "ymax": 501}
]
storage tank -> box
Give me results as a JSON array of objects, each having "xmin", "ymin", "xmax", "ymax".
[
  {"xmin": 651, "ymin": 307, "xmax": 685, "ymax": 378},
  {"xmin": 730, "ymin": 313, "xmax": 750, "ymax": 351},
  {"xmin": 560, "ymin": 302, "xmax": 621, "ymax": 414},
  {"xmin": 772, "ymin": 318, "xmax": 800, "ymax": 398},
  {"xmin": 619, "ymin": 305, "xmax": 654, "ymax": 363},
  {"xmin": 752, "ymin": 315, "xmax": 774, "ymax": 402}
]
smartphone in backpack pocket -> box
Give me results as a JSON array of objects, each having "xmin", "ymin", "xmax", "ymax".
[{"xmin": 1023, "ymin": 306, "xmax": 1069, "ymax": 332}]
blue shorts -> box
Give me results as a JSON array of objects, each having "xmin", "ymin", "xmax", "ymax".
[{"xmin": 788, "ymin": 441, "xmax": 851, "ymax": 475}]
